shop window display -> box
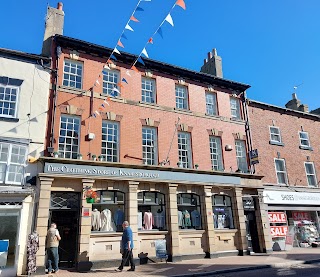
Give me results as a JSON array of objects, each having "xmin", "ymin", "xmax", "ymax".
[
  {"xmin": 177, "ymin": 193, "xmax": 202, "ymax": 230},
  {"xmin": 91, "ymin": 190, "xmax": 125, "ymax": 232},
  {"xmin": 138, "ymin": 191, "xmax": 166, "ymax": 231},
  {"xmin": 212, "ymin": 195, "xmax": 234, "ymax": 229}
]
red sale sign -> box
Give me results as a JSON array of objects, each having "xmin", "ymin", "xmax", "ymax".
[
  {"xmin": 270, "ymin": 226, "xmax": 288, "ymax": 237},
  {"xmin": 268, "ymin": 212, "xmax": 287, "ymax": 223},
  {"xmin": 292, "ymin": 211, "xmax": 310, "ymax": 221}
]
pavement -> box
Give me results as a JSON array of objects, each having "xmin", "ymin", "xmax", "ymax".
[{"xmin": 31, "ymin": 248, "xmax": 320, "ymax": 277}]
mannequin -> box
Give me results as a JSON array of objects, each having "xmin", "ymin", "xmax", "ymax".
[
  {"xmin": 114, "ymin": 207, "xmax": 125, "ymax": 227},
  {"xmin": 183, "ymin": 210, "xmax": 192, "ymax": 228},
  {"xmin": 191, "ymin": 210, "xmax": 201, "ymax": 228},
  {"xmin": 154, "ymin": 209, "xmax": 165, "ymax": 229},
  {"xmin": 91, "ymin": 208, "xmax": 101, "ymax": 231},
  {"xmin": 178, "ymin": 210, "xmax": 183, "ymax": 228},
  {"xmin": 144, "ymin": 210, "xmax": 153, "ymax": 230},
  {"xmin": 100, "ymin": 208, "xmax": 116, "ymax": 231}
]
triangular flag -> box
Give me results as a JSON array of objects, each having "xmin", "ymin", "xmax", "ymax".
[
  {"xmin": 125, "ymin": 24, "xmax": 134, "ymax": 32},
  {"xmin": 95, "ymin": 79, "xmax": 100, "ymax": 86},
  {"xmin": 114, "ymin": 47, "xmax": 121, "ymax": 55},
  {"xmin": 137, "ymin": 57, "xmax": 145, "ymax": 66},
  {"xmin": 112, "ymin": 87, "xmax": 120, "ymax": 94},
  {"xmin": 95, "ymin": 111, "xmax": 100, "ymax": 116},
  {"xmin": 118, "ymin": 40, "xmax": 124, "ymax": 48},
  {"xmin": 104, "ymin": 98, "xmax": 110, "ymax": 105},
  {"xmin": 121, "ymin": 33, "xmax": 128, "ymax": 40},
  {"xmin": 117, "ymin": 82, "xmax": 124, "ymax": 88},
  {"xmin": 93, "ymin": 113, "xmax": 97, "ymax": 118},
  {"xmin": 107, "ymin": 59, "xmax": 115, "ymax": 65},
  {"xmin": 126, "ymin": 70, "xmax": 131, "ymax": 77},
  {"xmin": 122, "ymin": 78, "xmax": 128, "ymax": 84},
  {"xmin": 104, "ymin": 64, "xmax": 111, "ymax": 70},
  {"xmin": 99, "ymin": 106, "xmax": 104, "ymax": 111},
  {"xmin": 136, "ymin": 7, "xmax": 144, "ymax": 12},
  {"xmin": 101, "ymin": 104, "xmax": 105, "ymax": 108},
  {"xmin": 110, "ymin": 54, "xmax": 117, "ymax": 61},
  {"xmin": 165, "ymin": 14, "xmax": 174, "ymax": 26},
  {"xmin": 131, "ymin": 65, "xmax": 139, "ymax": 73},
  {"xmin": 142, "ymin": 48, "xmax": 149, "ymax": 58},
  {"xmin": 148, "ymin": 37, "xmax": 154, "ymax": 44},
  {"xmin": 176, "ymin": 0, "xmax": 186, "ymax": 10},
  {"xmin": 157, "ymin": 27, "xmax": 163, "ymax": 38},
  {"xmin": 130, "ymin": 15, "xmax": 139, "ymax": 22}
]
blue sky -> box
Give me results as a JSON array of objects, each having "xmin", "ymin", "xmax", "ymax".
[{"xmin": 1, "ymin": 0, "xmax": 320, "ymax": 110}]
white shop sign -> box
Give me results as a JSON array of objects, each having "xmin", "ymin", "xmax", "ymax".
[{"xmin": 263, "ymin": 190, "xmax": 320, "ymax": 205}]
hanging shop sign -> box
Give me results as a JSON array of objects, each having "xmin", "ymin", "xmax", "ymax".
[
  {"xmin": 44, "ymin": 162, "xmax": 241, "ymax": 185},
  {"xmin": 263, "ymin": 190, "xmax": 320, "ymax": 205},
  {"xmin": 249, "ymin": 149, "xmax": 259, "ymax": 165},
  {"xmin": 154, "ymin": 239, "xmax": 167, "ymax": 259},
  {"xmin": 243, "ymin": 196, "xmax": 255, "ymax": 211},
  {"xmin": 268, "ymin": 212, "xmax": 287, "ymax": 223},
  {"xmin": 292, "ymin": 211, "xmax": 310, "ymax": 221},
  {"xmin": 270, "ymin": 226, "xmax": 288, "ymax": 237}
]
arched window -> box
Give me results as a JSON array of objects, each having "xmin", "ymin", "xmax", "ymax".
[
  {"xmin": 138, "ymin": 191, "xmax": 166, "ymax": 231},
  {"xmin": 212, "ymin": 195, "xmax": 234, "ymax": 229},
  {"xmin": 177, "ymin": 193, "xmax": 202, "ymax": 230},
  {"xmin": 92, "ymin": 190, "xmax": 125, "ymax": 232}
]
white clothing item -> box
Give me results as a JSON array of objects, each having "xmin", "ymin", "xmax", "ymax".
[
  {"xmin": 178, "ymin": 211, "xmax": 183, "ymax": 227},
  {"xmin": 138, "ymin": 212, "xmax": 143, "ymax": 230},
  {"xmin": 91, "ymin": 210, "xmax": 101, "ymax": 231},
  {"xmin": 144, "ymin": 212, "xmax": 153, "ymax": 230},
  {"xmin": 100, "ymin": 209, "xmax": 116, "ymax": 231}
]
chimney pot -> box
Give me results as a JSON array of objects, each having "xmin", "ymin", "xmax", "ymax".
[
  {"xmin": 292, "ymin": 93, "xmax": 297, "ymax": 100},
  {"xmin": 213, "ymin": 48, "xmax": 217, "ymax": 56},
  {"xmin": 208, "ymin": 52, "xmax": 212, "ymax": 59},
  {"xmin": 57, "ymin": 2, "xmax": 63, "ymax": 10},
  {"xmin": 203, "ymin": 59, "xmax": 207, "ymax": 65}
]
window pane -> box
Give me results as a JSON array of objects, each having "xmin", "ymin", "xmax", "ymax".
[
  {"xmin": 142, "ymin": 127, "xmax": 157, "ymax": 165},
  {"xmin": 63, "ymin": 60, "xmax": 83, "ymax": 89},
  {"xmin": 0, "ymin": 84, "xmax": 19, "ymax": 118},
  {"xmin": 175, "ymin": 86, "xmax": 188, "ymax": 110},
  {"xmin": 178, "ymin": 132, "xmax": 192, "ymax": 168},
  {"xmin": 210, "ymin": 136, "xmax": 223, "ymax": 171},
  {"xmin": 206, "ymin": 93, "xmax": 217, "ymax": 115},
  {"xmin": 141, "ymin": 78, "xmax": 156, "ymax": 104},
  {"xmin": 102, "ymin": 70, "xmax": 120, "ymax": 96},
  {"xmin": 102, "ymin": 121, "xmax": 119, "ymax": 162},
  {"xmin": 235, "ymin": 140, "xmax": 248, "ymax": 172}
]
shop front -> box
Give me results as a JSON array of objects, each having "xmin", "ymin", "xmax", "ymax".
[
  {"xmin": 263, "ymin": 190, "xmax": 320, "ymax": 250},
  {"xmin": 35, "ymin": 159, "xmax": 271, "ymax": 271}
]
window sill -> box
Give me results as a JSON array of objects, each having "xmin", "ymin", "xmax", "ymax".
[
  {"xmin": 0, "ymin": 117, "xmax": 19, "ymax": 122},
  {"xmin": 230, "ymin": 117, "xmax": 244, "ymax": 122},
  {"xmin": 59, "ymin": 85, "xmax": 85, "ymax": 94},
  {"xmin": 299, "ymin": 145, "xmax": 313, "ymax": 151},
  {"xmin": 214, "ymin": 229, "xmax": 238, "ymax": 233},
  {"xmin": 179, "ymin": 229, "xmax": 205, "ymax": 234},
  {"xmin": 269, "ymin": 141, "xmax": 285, "ymax": 146},
  {"xmin": 139, "ymin": 101, "xmax": 159, "ymax": 107},
  {"xmin": 138, "ymin": 230, "xmax": 168, "ymax": 235},
  {"xmin": 90, "ymin": 231, "xmax": 122, "ymax": 237},
  {"xmin": 205, "ymin": 113, "xmax": 220, "ymax": 119},
  {"xmin": 174, "ymin": 107, "xmax": 192, "ymax": 114}
]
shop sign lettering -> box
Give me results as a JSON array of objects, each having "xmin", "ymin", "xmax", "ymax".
[
  {"xmin": 268, "ymin": 212, "xmax": 287, "ymax": 223},
  {"xmin": 292, "ymin": 211, "xmax": 310, "ymax": 221},
  {"xmin": 263, "ymin": 190, "xmax": 320, "ymax": 205},
  {"xmin": 270, "ymin": 226, "xmax": 288, "ymax": 237}
]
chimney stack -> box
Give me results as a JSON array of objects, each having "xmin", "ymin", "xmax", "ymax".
[
  {"xmin": 42, "ymin": 2, "xmax": 65, "ymax": 57},
  {"xmin": 285, "ymin": 93, "xmax": 309, "ymax": 113},
  {"xmin": 200, "ymin": 48, "xmax": 223, "ymax": 78}
]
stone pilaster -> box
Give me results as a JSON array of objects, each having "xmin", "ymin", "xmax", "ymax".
[
  {"xmin": 233, "ymin": 188, "xmax": 248, "ymax": 255},
  {"xmin": 35, "ymin": 177, "xmax": 54, "ymax": 267},
  {"xmin": 167, "ymin": 184, "xmax": 181, "ymax": 261},
  {"xmin": 256, "ymin": 189, "xmax": 273, "ymax": 253},
  {"xmin": 127, "ymin": 181, "xmax": 139, "ymax": 253},
  {"xmin": 201, "ymin": 186, "xmax": 216, "ymax": 257},
  {"xmin": 77, "ymin": 179, "xmax": 95, "ymax": 264}
]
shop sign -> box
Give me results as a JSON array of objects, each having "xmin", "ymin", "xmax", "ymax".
[
  {"xmin": 263, "ymin": 190, "xmax": 320, "ymax": 205},
  {"xmin": 270, "ymin": 226, "xmax": 288, "ymax": 237},
  {"xmin": 268, "ymin": 212, "xmax": 287, "ymax": 223},
  {"xmin": 249, "ymin": 149, "xmax": 259, "ymax": 165},
  {"xmin": 154, "ymin": 239, "xmax": 167, "ymax": 259},
  {"xmin": 243, "ymin": 196, "xmax": 255, "ymax": 210},
  {"xmin": 44, "ymin": 162, "xmax": 241, "ymax": 185},
  {"xmin": 82, "ymin": 208, "xmax": 90, "ymax": 217},
  {"xmin": 292, "ymin": 211, "xmax": 310, "ymax": 221}
]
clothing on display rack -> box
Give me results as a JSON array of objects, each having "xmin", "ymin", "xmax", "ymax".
[
  {"xmin": 138, "ymin": 212, "xmax": 143, "ymax": 230},
  {"xmin": 191, "ymin": 210, "xmax": 201, "ymax": 228},
  {"xmin": 27, "ymin": 231, "xmax": 39, "ymax": 275},
  {"xmin": 114, "ymin": 208, "xmax": 125, "ymax": 226},
  {"xmin": 154, "ymin": 210, "xmax": 165, "ymax": 229},
  {"xmin": 178, "ymin": 210, "xmax": 183, "ymax": 227},
  {"xmin": 144, "ymin": 211, "xmax": 153, "ymax": 230},
  {"xmin": 91, "ymin": 209, "xmax": 101, "ymax": 231},
  {"xmin": 100, "ymin": 208, "xmax": 116, "ymax": 231},
  {"xmin": 183, "ymin": 210, "xmax": 192, "ymax": 228}
]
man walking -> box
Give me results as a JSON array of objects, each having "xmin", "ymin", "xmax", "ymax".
[
  {"xmin": 116, "ymin": 221, "xmax": 135, "ymax": 272},
  {"xmin": 46, "ymin": 223, "xmax": 61, "ymax": 274}
]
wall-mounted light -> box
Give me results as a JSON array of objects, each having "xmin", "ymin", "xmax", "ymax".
[{"xmin": 225, "ymin": 145, "xmax": 233, "ymax": 151}]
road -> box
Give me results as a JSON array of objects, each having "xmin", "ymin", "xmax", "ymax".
[{"xmin": 210, "ymin": 263, "xmax": 320, "ymax": 277}]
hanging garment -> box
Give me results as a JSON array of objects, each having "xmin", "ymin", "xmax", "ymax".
[
  {"xmin": 101, "ymin": 209, "xmax": 116, "ymax": 231},
  {"xmin": 27, "ymin": 231, "xmax": 39, "ymax": 275},
  {"xmin": 91, "ymin": 210, "xmax": 101, "ymax": 231},
  {"xmin": 178, "ymin": 210, "xmax": 183, "ymax": 227},
  {"xmin": 138, "ymin": 212, "xmax": 143, "ymax": 230},
  {"xmin": 154, "ymin": 211, "xmax": 165, "ymax": 229},
  {"xmin": 114, "ymin": 209, "xmax": 125, "ymax": 226},
  {"xmin": 183, "ymin": 210, "xmax": 192, "ymax": 227},
  {"xmin": 144, "ymin": 212, "xmax": 153, "ymax": 230},
  {"xmin": 191, "ymin": 210, "xmax": 201, "ymax": 228}
]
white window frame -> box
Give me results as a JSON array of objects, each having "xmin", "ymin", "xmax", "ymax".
[
  {"xmin": 274, "ymin": 158, "xmax": 288, "ymax": 185},
  {"xmin": 62, "ymin": 60, "xmax": 83, "ymax": 89},
  {"xmin": 209, "ymin": 136, "xmax": 223, "ymax": 171},
  {"xmin": 178, "ymin": 132, "xmax": 192, "ymax": 169},
  {"xmin": 0, "ymin": 83, "xmax": 20, "ymax": 119},
  {"xmin": 141, "ymin": 78, "xmax": 156, "ymax": 104},
  {"xmin": 142, "ymin": 127, "xmax": 158, "ymax": 165},
  {"xmin": 58, "ymin": 115, "xmax": 80, "ymax": 159},
  {"xmin": 305, "ymin": 162, "xmax": 317, "ymax": 187},
  {"xmin": 235, "ymin": 140, "xmax": 248, "ymax": 172},
  {"xmin": 299, "ymin": 131, "xmax": 310, "ymax": 147},
  {"xmin": 175, "ymin": 85, "xmax": 188, "ymax": 110},
  {"xmin": 269, "ymin": 126, "xmax": 282, "ymax": 143},
  {"xmin": 101, "ymin": 121, "xmax": 119, "ymax": 162},
  {"xmin": 0, "ymin": 142, "xmax": 27, "ymax": 185},
  {"xmin": 206, "ymin": 92, "xmax": 218, "ymax": 116},
  {"xmin": 102, "ymin": 69, "xmax": 120, "ymax": 96},
  {"xmin": 230, "ymin": 97, "xmax": 241, "ymax": 119}
]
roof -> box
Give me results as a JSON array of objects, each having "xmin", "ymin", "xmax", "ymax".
[
  {"xmin": 0, "ymin": 47, "xmax": 51, "ymax": 65},
  {"xmin": 54, "ymin": 35, "xmax": 250, "ymax": 92},
  {"xmin": 248, "ymin": 99, "xmax": 320, "ymax": 121}
]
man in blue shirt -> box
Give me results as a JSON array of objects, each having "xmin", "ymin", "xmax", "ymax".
[{"xmin": 116, "ymin": 221, "xmax": 135, "ymax": 272}]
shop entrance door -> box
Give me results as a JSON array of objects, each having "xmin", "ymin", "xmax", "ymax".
[
  {"xmin": 49, "ymin": 192, "xmax": 80, "ymax": 268},
  {"xmin": 245, "ymin": 211, "xmax": 260, "ymax": 253}
]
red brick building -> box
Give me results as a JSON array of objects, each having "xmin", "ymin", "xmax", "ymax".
[
  {"xmin": 248, "ymin": 95, "xmax": 320, "ymax": 250},
  {"xmin": 34, "ymin": 3, "xmax": 271, "ymax": 272}
]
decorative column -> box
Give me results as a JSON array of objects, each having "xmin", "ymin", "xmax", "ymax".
[
  {"xmin": 127, "ymin": 181, "xmax": 139, "ymax": 253},
  {"xmin": 167, "ymin": 184, "xmax": 181, "ymax": 262},
  {"xmin": 201, "ymin": 186, "xmax": 216, "ymax": 257},
  {"xmin": 35, "ymin": 177, "xmax": 54, "ymax": 268},
  {"xmin": 233, "ymin": 188, "xmax": 248, "ymax": 255},
  {"xmin": 256, "ymin": 189, "xmax": 273, "ymax": 253},
  {"xmin": 77, "ymin": 179, "xmax": 95, "ymax": 269}
]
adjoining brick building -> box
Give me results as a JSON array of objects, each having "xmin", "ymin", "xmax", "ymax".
[
  {"xmin": 34, "ymin": 3, "xmax": 272, "ymax": 272},
  {"xmin": 248, "ymin": 94, "xmax": 320, "ymax": 250}
]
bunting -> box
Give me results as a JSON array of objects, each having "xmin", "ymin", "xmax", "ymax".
[
  {"xmin": 148, "ymin": 37, "xmax": 153, "ymax": 44},
  {"xmin": 122, "ymin": 78, "xmax": 128, "ymax": 84},
  {"xmin": 137, "ymin": 57, "xmax": 145, "ymax": 65},
  {"xmin": 114, "ymin": 48, "xmax": 121, "ymax": 55},
  {"xmin": 165, "ymin": 14, "xmax": 174, "ymax": 26},
  {"xmin": 117, "ymin": 40, "xmax": 125, "ymax": 48},
  {"xmin": 130, "ymin": 15, "xmax": 139, "ymax": 22},
  {"xmin": 110, "ymin": 54, "xmax": 117, "ymax": 61},
  {"xmin": 125, "ymin": 24, "xmax": 134, "ymax": 32},
  {"xmin": 141, "ymin": 48, "xmax": 149, "ymax": 58},
  {"xmin": 157, "ymin": 27, "xmax": 163, "ymax": 38},
  {"xmin": 176, "ymin": 0, "xmax": 186, "ymax": 10}
]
